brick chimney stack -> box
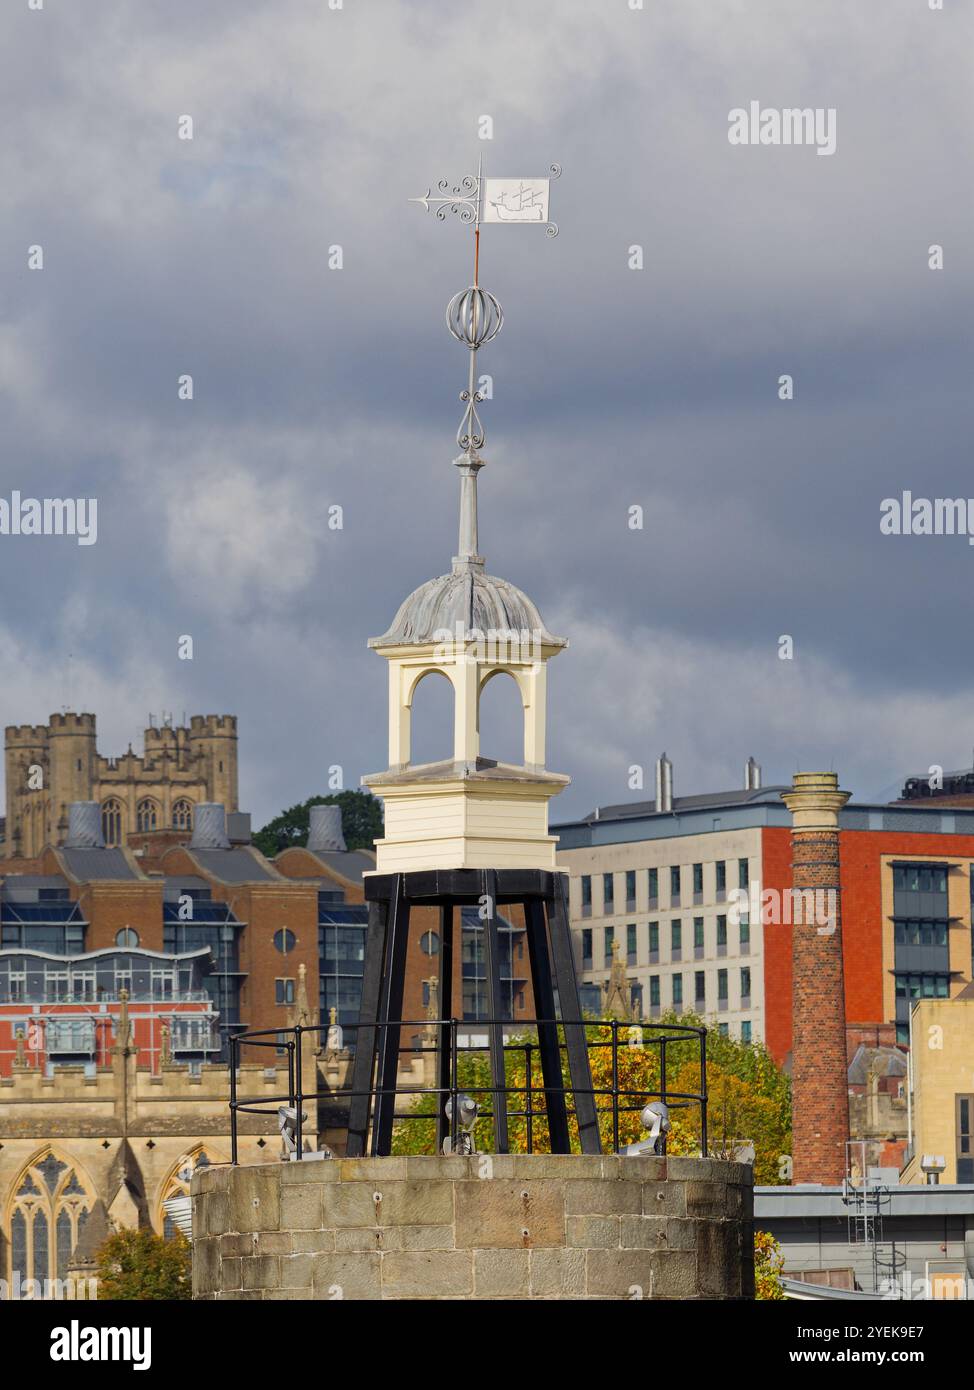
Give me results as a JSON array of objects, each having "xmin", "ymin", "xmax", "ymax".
[{"xmin": 780, "ymin": 771, "xmax": 851, "ymax": 1185}]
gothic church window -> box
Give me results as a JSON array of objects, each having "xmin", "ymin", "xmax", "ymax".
[{"xmin": 101, "ymin": 798, "xmax": 123, "ymax": 847}]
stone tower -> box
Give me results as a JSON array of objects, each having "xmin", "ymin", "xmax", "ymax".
[
  {"xmin": 188, "ymin": 716, "xmax": 238, "ymax": 813},
  {"xmin": 781, "ymin": 770, "xmax": 851, "ymax": 1185}
]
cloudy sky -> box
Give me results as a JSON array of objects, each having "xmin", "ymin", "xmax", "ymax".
[{"xmin": 1, "ymin": 0, "xmax": 972, "ymax": 828}]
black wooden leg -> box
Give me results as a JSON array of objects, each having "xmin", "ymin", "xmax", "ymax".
[
  {"xmin": 372, "ymin": 875, "xmax": 411, "ymax": 1155},
  {"xmin": 435, "ymin": 902, "xmax": 454, "ymax": 1154},
  {"xmin": 547, "ymin": 874, "xmax": 601, "ymax": 1154},
  {"xmin": 482, "ymin": 869, "xmax": 509, "ymax": 1153},
  {"xmin": 346, "ymin": 896, "xmax": 390, "ymax": 1157},
  {"xmin": 524, "ymin": 898, "xmax": 571, "ymax": 1153}
]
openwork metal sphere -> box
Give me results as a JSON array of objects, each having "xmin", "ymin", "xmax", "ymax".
[{"xmin": 446, "ymin": 286, "xmax": 504, "ymax": 349}]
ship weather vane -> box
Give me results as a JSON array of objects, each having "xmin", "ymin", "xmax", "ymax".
[{"xmin": 409, "ymin": 158, "xmax": 560, "ymax": 520}]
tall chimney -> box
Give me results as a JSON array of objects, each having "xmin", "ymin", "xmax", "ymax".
[
  {"xmin": 189, "ymin": 803, "xmax": 231, "ymax": 850},
  {"xmin": 655, "ymin": 754, "xmax": 673, "ymax": 814},
  {"xmin": 744, "ymin": 756, "xmax": 762, "ymax": 791},
  {"xmin": 64, "ymin": 802, "xmax": 105, "ymax": 849},
  {"xmin": 780, "ymin": 771, "xmax": 851, "ymax": 1185},
  {"xmin": 307, "ymin": 804, "xmax": 346, "ymax": 854}
]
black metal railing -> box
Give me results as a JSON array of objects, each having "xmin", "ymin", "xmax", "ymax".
[{"xmin": 228, "ymin": 1017, "xmax": 707, "ymax": 1162}]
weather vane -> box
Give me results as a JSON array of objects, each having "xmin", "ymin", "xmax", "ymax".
[{"xmin": 410, "ymin": 157, "xmax": 560, "ymax": 562}]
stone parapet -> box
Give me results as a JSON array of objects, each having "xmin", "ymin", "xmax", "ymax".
[{"xmin": 192, "ymin": 1153, "xmax": 754, "ymax": 1300}]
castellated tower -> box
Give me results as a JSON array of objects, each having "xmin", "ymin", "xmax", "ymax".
[
  {"xmin": 189, "ymin": 715, "xmax": 238, "ymax": 812},
  {"xmin": 4, "ymin": 722, "xmax": 51, "ymax": 858},
  {"xmin": 3, "ymin": 712, "xmax": 238, "ymax": 857}
]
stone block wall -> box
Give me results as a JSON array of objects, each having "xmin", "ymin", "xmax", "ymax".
[{"xmin": 192, "ymin": 1153, "xmax": 754, "ymax": 1300}]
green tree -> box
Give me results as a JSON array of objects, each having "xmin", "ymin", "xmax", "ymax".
[
  {"xmin": 96, "ymin": 1228, "xmax": 191, "ymax": 1301},
  {"xmin": 253, "ymin": 790, "xmax": 383, "ymax": 856}
]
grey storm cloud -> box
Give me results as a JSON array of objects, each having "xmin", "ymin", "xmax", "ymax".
[{"xmin": 0, "ymin": 0, "xmax": 971, "ymax": 825}]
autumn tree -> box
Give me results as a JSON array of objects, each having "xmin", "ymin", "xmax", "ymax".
[{"xmin": 96, "ymin": 1228, "xmax": 191, "ymax": 1301}]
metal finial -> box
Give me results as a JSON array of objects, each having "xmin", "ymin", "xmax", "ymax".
[{"xmin": 446, "ymin": 286, "xmax": 503, "ymax": 455}]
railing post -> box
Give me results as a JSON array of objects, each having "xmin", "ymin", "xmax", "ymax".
[
  {"xmin": 699, "ymin": 1027, "xmax": 708, "ymax": 1159},
  {"xmin": 450, "ymin": 1018, "xmax": 459, "ymax": 1155},
  {"xmin": 525, "ymin": 1043, "xmax": 533, "ymax": 1154},
  {"xmin": 611, "ymin": 1020, "xmax": 620, "ymax": 1154},
  {"xmin": 294, "ymin": 1024, "xmax": 304, "ymax": 1160},
  {"xmin": 229, "ymin": 1033, "xmax": 238, "ymax": 1165}
]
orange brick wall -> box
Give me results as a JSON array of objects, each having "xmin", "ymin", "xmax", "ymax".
[{"xmin": 762, "ymin": 826, "xmax": 974, "ymax": 1066}]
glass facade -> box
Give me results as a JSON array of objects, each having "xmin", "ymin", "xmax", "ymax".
[
  {"xmin": 1, "ymin": 887, "xmax": 85, "ymax": 955},
  {"xmin": 163, "ymin": 888, "xmax": 243, "ymax": 1053},
  {"xmin": 892, "ymin": 862, "xmax": 952, "ymax": 1042}
]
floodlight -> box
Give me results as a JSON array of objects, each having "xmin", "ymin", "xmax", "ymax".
[
  {"xmin": 442, "ymin": 1093, "xmax": 479, "ymax": 1155},
  {"xmin": 619, "ymin": 1100, "xmax": 671, "ymax": 1157}
]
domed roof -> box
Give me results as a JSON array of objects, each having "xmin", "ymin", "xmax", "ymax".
[{"xmin": 370, "ymin": 561, "xmax": 566, "ymax": 649}]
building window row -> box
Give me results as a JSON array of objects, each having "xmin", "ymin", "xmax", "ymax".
[
  {"xmin": 582, "ymin": 913, "xmax": 750, "ymax": 971},
  {"xmin": 578, "ymin": 858, "xmax": 749, "ymax": 917},
  {"xmin": 100, "ymin": 797, "xmax": 195, "ymax": 846}
]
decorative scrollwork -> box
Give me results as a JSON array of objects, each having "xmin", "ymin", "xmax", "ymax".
[
  {"xmin": 410, "ymin": 173, "xmax": 480, "ymax": 222},
  {"xmin": 457, "ymin": 388, "xmax": 486, "ymax": 452},
  {"xmin": 545, "ymin": 222, "xmax": 559, "ymax": 238}
]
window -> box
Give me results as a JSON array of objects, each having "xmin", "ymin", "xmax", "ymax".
[
  {"xmin": 648, "ymin": 921, "xmax": 659, "ymax": 959},
  {"xmin": 692, "ymin": 863, "xmax": 703, "ymax": 895},
  {"xmin": 739, "ymin": 917, "xmax": 750, "ymax": 951},
  {"xmin": 115, "ymin": 928, "xmax": 139, "ymax": 948},
  {"xmin": 172, "ymin": 799, "xmax": 194, "ymax": 831},
  {"xmin": 672, "ymin": 973, "xmax": 683, "ymax": 1008},
  {"xmin": 648, "ymin": 868, "xmax": 658, "ymax": 902},
  {"xmin": 581, "ymin": 929, "xmax": 593, "ymax": 969},
  {"xmin": 649, "ymin": 976, "xmax": 660, "ymax": 1008},
  {"xmin": 101, "ymin": 798, "xmax": 123, "ymax": 847},
  {"xmin": 8, "ymin": 1152, "xmax": 92, "ymax": 1283},
  {"xmin": 420, "ymin": 930, "xmax": 440, "ymax": 955},
  {"xmin": 741, "ymin": 1021, "xmax": 752, "ymax": 1044},
  {"xmin": 738, "ymin": 858, "xmax": 749, "ymax": 890},
  {"xmin": 603, "ymin": 874, "xmax": 614, "ymax": 911},
  {"xmin": 671, "ymin": 920, "xmax": 682, "ymax": 959},
  {"xmin": 741, "ymin": 966, "xmax": 751, "ymax": 1000},
  {"xmin": 718, "ymin": 1023, "xmax": 729, "ymax": 1038},
  {"xmin": 580, "ymin": 875, "xmax": 592, "ymax": 916},
  {"xmin": 694, "ymin": 917, "xmax": 704, "ymax": 952},
  {"xmin": 670, "ymin": 867, "xmax": 681, "ymax": 901},
  {"xmin": 625, "ymin": 870, "xmax": 636, "ymax": 908},
  {"xmin": 716, "ymin": 915, "xmax": 727, "ymax": 949},
  {"xmin": 958, "ymin": 1095, "xmax": 974, "ymax": 1183},
  {"xmin": 275, "ymin": 978, "xmax": 295, "ymax": 1006},
  {"xmin": 136, "ymin": 799, "xmax": 157, "ymax": 832},
  {"xmin": 894, "ymin": 973, "xmax": 950, "ymax": 1000},
  {"xmin": 893, "ymin": 920, "xmax": 948, "ymax": 947},
  {"xmin": 603, "ymin": 926, "xmax": 614, "ymax": 964},
  {"xmin": 274, "ymin": 929, "xmax": 296, "ymax": 954},
  {"xmin": 893, "ymin": 864, "xmax": 947, "ymax": 893},
  {"xmin": 717, "ymin": 968, "xmax": 728, "ymax": 1005},
  {"xmin": 695, "ymin": 970, "xmax": 706, "ymax": 1004},
  {"xmin": 627, "ymin": 923, "xmax": 637, "ymax": 965},
  {"xmin": 716, "ymin": 861, "xmax": 726, "ymax": 894}
]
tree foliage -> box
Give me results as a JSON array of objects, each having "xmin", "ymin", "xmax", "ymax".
[
  {"xmin": 391, "ymin": 1009, "xmax": 791, "ymax": 1185},
  {"xmin": 252, "ymin": 790, "xmax": 383, "ymax": 856},
  {"xmin": 96, "ymin": 1227, "xmax": 191, "ymax": 1301},
  {"xmin": 754, "ymin": 1229, "xmax": 787, "ymax": 1300}
]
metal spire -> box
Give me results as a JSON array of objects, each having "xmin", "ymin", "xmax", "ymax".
[{"xmin": 410, "ymin": 157, "xmax": 560, "ymax": 571}]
